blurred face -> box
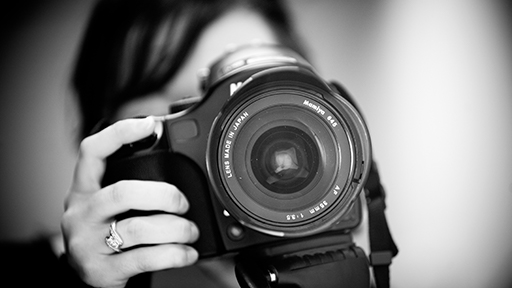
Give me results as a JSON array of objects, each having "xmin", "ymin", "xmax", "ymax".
[{"xmin": 112, "ymin": 8, "xmax": 279, "ymax": 121}]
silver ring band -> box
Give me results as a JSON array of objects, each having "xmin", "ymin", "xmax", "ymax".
[{"xmin": 105, "ymin": 220, "xmax": 124, "ymax": 253}]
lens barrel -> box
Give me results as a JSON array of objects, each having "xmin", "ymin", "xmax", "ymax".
[{"xmin": 207, "ymin": 66, "xmax": 370, "ymax": 237}]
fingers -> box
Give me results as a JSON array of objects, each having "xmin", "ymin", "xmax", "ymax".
[
  {"xmin": 73, "ymin": 117, "xmax": 158, "ymax": 193},
  {"xmin": 82, "ymin": 116, "xmax": 157, "ymax": 162},
  {"xmin": 78, "ymin": 244, "xmax": 198, "ymax": 288},
  {"xmin": 113, "ymin": 214, "xmax": 199, "ymax": 249},
  {"xmin": 87, "ymin": 180, "xmax": 189, "ymax": 221},
  {"xmin": 63, "ymin": 116, "xmax": 202, "ymax": 288},
  {"xmin": 111, "ymin": 244, "xmax": 199, "ymax": 279}
]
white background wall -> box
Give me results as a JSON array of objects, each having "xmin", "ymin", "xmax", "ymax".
[{"xmin": 0, "ymin": 1, "xmax": 511, "ymax": 287}]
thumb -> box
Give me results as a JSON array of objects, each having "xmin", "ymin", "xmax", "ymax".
[{"xmin": 71, "ymin": 116, "xmax": 158, "ymax": 194}]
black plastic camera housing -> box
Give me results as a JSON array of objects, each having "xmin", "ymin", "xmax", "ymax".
[{"xmin": 102, "ymin": 44, "xmax": 372, "ymax": 258}]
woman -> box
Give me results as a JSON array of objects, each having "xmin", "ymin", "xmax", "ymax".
[{"xmin": 62, "ymin": 0, "xmax": 307, "ymax": 287}]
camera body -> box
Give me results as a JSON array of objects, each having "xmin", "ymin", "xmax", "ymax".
[{"xmin": 102, "ymin": 44, "xmax": 371, "ymax": 258}]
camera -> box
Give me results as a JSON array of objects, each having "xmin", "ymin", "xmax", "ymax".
[{"xmin": 102, "ymin": 44, "xmax": 372, "ymax": 260}]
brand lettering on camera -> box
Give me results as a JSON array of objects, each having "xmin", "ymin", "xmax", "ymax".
[
  {"xmin": 224, "ymin": 140, "xmax": 232, "ymax": 159},
  {"xmin": 333, "ymin": 185, "xmax": 341, "ymax": 195},
  {"xmin": 309, "ymin": 200, "xmax": 328, "ymax": 214},
  {"xmin": 303, "ymin": 100, "xmax": 325, "ymax": 116},
  {"xmin": 223, "ymin": 160, "xmax": 233, "ymax": 178},
  {"xmin": 223, "ymin": 140, "xmax": 233, "ymax": 178},
  {"xmin": 286, "ymin": 213, "xmax": 304, "ymax": 221},
  {"xmin": 232, "ymin": 111, "xmax": 249, "ymax": 131}
]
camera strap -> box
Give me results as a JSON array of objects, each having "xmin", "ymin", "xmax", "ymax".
[
  {"xmin": 332, "ymin": 82, "xmax": 399, "ymax": 287},
  {"xmin": 366, "ymin": 161, "xmax": 399, "ymax": 288}
]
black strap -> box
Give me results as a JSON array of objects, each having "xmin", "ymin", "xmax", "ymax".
[
  {"xmin": 365, "ymin": 161, "xmax": 399, "ymax": 288},
  {"xmin": 329, "ymin": 81, "xmax": 398, "ymax": 287}
]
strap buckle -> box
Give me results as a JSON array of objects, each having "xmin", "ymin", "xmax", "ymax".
[{"xmin": 370, "ymin": 251, "xmax": 393, "ymax": 266}]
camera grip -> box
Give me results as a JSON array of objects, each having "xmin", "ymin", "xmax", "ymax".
[{"xmin": 102, "ymin": 151, "xmax": 223, "ymax": 256}]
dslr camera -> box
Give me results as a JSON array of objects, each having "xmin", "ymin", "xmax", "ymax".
[{"xmin": 103, "ymin": 44, "xmax": 372, "ymax": 286}]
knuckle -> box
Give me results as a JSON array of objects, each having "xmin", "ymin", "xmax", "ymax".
[
  {"xmin": 78, "ymin": 136, "xmax": 95, "ymax": 155},
  {"xmin": 82, "ymin": 263, "xmax": 117, "ymax": 288},
  {"xmin": 171, "ymin": 250, "xmax": 189, "ymax": 266},
  {"xmin": 80, "ymin": 261, "xmax": 101, "ymax": 285},
  {"xmin": 110, "ymin": 120, "xmax": 126, "ymax": 140},
  {"xmin": 134, "ymin": 253, "xmax": 153, "ymax": 273},
  {"xmin": 124, "ymin": 217, "xmax": 144, "ymax": 242},
  {"xmin": 169, "ymin": 247, "xmax": 196, "ymax": 267},
  {"xmin": 60, "ymin": 210, "xmax": 73, "ymax": 232},
  {"xmin": 163, "ymin": 184, "xmax": 188, "ymax": 212},
  {"xmin": 63, "ymin": 194, "xmax": 73, "ymax": 211},
  {"xmin": 61, "ymin": 215, "xmax": 87, "ymax": 249},
  {"xmin": 107, "ymin": 181, "xmax": 127, "ymax": 204},
  {"xmin": 176, "ymin": 219, "xmax": 191, "ymax": 239},
  {"xmin": 67, "ymin": 246, "xmax": 103, "ymax": 286},
  {"xmin": 181, "ymin": 220, "xmax": 197, "ymax": 242},
  {"xmin": 65, "ymin": 238, "xmax": 82, "ymax": 260}
]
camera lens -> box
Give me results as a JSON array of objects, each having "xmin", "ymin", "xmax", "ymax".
[
  {"xmin": 207, "ymin": 69, "xmax": 370, "ymax": 237},
  {"xmin": 211, "ymin": 89, "xmax": 354, "ymax": 234},
  {"xmin": 251, "ymin": 126, "xmax": 319, "ymax": 195}
]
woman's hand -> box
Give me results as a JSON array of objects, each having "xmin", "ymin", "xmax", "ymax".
[{"xmin": 61, "ymin": 117, "xmax": 199, "ymax": 288}]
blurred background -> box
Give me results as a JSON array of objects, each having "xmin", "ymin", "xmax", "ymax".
[{"xmin": 0, "ymin": 0, "xmax": 511, "ymax": 287}]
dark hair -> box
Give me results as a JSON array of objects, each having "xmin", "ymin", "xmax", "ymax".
[{"xmin": 72, "ymin": 0, "xmax": 306, "ymax": 139}]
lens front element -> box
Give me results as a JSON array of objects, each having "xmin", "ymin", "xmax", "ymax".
[{"xmin": 251, "ymin": 125, "xmax": 319, "ymax": 195}]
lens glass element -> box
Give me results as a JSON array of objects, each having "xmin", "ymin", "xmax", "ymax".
[{"xmin": 251, "ymin": 126, "xmax": 319, "ymax": 195}]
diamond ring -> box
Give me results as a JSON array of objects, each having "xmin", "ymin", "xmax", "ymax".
[{"xmin": 105, "ymin": 220, "xmax": 124, "ymax": 253}]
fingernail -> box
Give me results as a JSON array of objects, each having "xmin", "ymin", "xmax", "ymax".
[
  {"xmin": 178, "ymin": 194, "xmax": 190, "ymax": 213},
  {"xmin": 138, "ymin": 116, "xmax": 155, "ymax": 130},
  {"xmin": 190, "ymin": 222, "xmax": 200, "ymax": 241},
  {"xmin": 186, "ymin": 247, "xmax": 199, "ymax": 263}
]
